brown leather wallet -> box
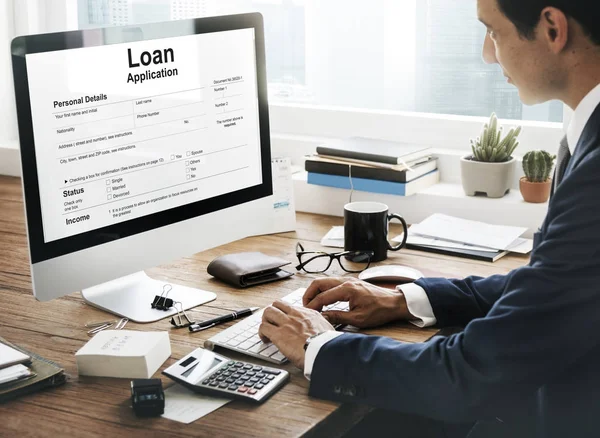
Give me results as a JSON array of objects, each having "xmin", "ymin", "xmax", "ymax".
[{"xmin": 207, "ymin": 252, "xmax": 294, "ymax": 288}]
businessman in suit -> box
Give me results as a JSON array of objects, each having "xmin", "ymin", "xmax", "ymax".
[{"xmin": 259, "ymin": 0, "xmax": 600, "ymax": 436}]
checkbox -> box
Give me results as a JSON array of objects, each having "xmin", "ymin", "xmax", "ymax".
[
  {"xmin": 185, "ymin": 161, "xmax": 189, "ymax": 166},
  {"xmin": 171, "ymin": 155, "xmax": 175, "ymax": 160},
  {"xmin": 107, "ymin": 194, "xmax": 112, "ymax": 200},
  {"xmin": 107, "ymin": 187, "xmax": 111, "ymax": 193},
  {"xmin": 106, "ymin": 179, "xmax": 111, "ymax": 185},
  {"xmin": 186, "ymin": 168, "xmax": 190, "ymax": 173},
  {"xmin": 186, "ymin": 151, "xmax": 191, "ymax": 157},
  {"xmin": 186, "ymin": 175, "xmax": 190, "ymax": 180}
]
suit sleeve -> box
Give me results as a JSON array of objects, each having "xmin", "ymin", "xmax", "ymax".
[
  {"xmin": 309, "ymin": 150, "xmax": 600, "ymax": 422},
  {"xmin": 414, "ymin": 273, "xmax": 513, "ymax": 327}
]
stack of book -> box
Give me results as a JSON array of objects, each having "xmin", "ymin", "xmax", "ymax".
[{"xmin": 305, "ymin": 137, "xmax": 439, "ymax": 196}]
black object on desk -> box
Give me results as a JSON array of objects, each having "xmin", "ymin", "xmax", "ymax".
[
  {"xmin": 189, "ymin": 307, "xmax": 260, "ymax": 333},
  {"xmin": 131, "ymin": 379, "xmax": 165, "ymax": 417}
]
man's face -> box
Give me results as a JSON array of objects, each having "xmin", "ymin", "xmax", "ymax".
[{"xmin": 478, "ymin": 0, "xmax": 558, "ymax": 105}]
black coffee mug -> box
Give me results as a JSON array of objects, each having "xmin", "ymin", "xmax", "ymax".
[{"xmin": 344, "ymin": 202, "xmax": 408, "ymax": 262}]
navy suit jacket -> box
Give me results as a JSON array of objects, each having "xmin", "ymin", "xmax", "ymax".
[{"xmin": 310, "ymin": 104, "xmax": 600, "ymax": 437}]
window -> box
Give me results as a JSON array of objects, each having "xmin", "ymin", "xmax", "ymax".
[{"xmin": 76, "ymin": 0, "xmax": 562, "ymax": 123}]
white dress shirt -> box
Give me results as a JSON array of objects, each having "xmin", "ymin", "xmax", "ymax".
[{"xmin": 304, "ymin": 82, "xmax": 600, "ymax": 380}]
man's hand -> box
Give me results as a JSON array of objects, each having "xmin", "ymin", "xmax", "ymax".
[
  {"xmin": 258, "ymin": 300, "xmax": 335, "ymax": 370},
  {"xmin": 303, "ymin": 278, "xmax": 411, "ymax": 328}
]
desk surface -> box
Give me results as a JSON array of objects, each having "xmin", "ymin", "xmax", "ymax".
[{"xmin": 0, "ymin": 175, "xmax": 530, "ymax": 437}]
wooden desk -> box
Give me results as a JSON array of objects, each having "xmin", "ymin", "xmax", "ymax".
[{"xmin": 0, "ymin": 175, "xmax": 530, "ymax": 437}]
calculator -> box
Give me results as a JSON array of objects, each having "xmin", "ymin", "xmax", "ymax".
[{"xmin": 162, "ymin": 348, "xmax": 289, "ymax": 403}]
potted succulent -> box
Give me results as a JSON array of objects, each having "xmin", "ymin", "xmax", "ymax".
[
  {"xmin": 520, "ymin": 150, "xmax": 556, "ymax": 203},
  {"xmin": 461, "ymin": 113, "xmax": 522, "ymax": 198}
]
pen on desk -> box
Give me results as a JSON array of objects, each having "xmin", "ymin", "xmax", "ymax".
[{"xmin": 189, "ymin": 307, "xmax": 261, "ymax": 333}]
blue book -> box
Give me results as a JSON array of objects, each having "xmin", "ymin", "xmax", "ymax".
[{"xmin": 307, "ymin": 170, "xmax": 439, "ymax": 196}]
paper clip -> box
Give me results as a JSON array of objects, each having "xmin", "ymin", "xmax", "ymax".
[
  {"xmin": 87, "ymin": 321, "xmax": 113, "ymax": 335},
  {"xmin": 115, "ymin": 318, "xmax": 129, "ymax": 330},
  {"xmin": 151, "ymin": 284, "xmax": 174, "ymax": 311},
  {"xmin": 170, "ymin": 302, "xmax": 195, "ymax": 329}
]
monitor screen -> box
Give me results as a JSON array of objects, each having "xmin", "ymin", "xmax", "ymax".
[
  {"xmin": 25, "ymin": 28, "xmax": 262, "ymax": 244},
  {"xmin": 12, "ymin": 15, "xmax": 272, "ymax": 265}
]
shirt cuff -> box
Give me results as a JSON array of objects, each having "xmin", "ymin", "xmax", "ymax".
[
  {"xmin": 303, "ymin": 331, "xmax": 344, "ymax": 381},
  {"xmin": 397, "ymin": 283, "xmax": 437, "ymax": 328}
]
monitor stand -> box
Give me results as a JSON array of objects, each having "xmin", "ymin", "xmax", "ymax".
[{"xmin": 80, "ymin": 271, "xmax": 216, "ymax": 323}]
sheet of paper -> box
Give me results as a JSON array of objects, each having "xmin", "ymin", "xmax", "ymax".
[
  {"xmin": 0, "ymin": 364, "xmax": 32, "ymax": 385},
  {"xmin": 393, "ymin": 234, "xmax": 496, "ymax": 252},
  {"xmin": 264, "ymin": 157, "xmax": 297, "ymax": 234},
  {"xmin": 408, "ymin": 214, "xmax": 527, "ymax": 251},
  {"xmin": 505, "ymin": 238, "xmax": 534, "ymax": 254},
  {"xmin": 162, "ymin": 384, "xmax": 231, "ymax": 425},
  {"xmin": 321, "ymin": 226, "xmax": 344, "ymax": 248}
]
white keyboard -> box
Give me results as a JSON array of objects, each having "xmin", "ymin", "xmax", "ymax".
[{"xmin": 204, "ymin": 288, "xmax": 349, "ymax": 364}]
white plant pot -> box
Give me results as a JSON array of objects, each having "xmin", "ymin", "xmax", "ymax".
[{"xmin": 460, "ymin": 156, "xmax": 516, "ymax": 198}]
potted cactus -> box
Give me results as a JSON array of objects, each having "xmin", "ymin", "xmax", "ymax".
[
  {"xmin": 520, "ymin": 150, "xmax": 556, "ymax": 203},
  {"xmin": 461, "ymin": 113, "xmax": 522, "ymax": 198}
]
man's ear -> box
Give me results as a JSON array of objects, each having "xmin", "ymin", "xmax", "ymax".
[{"xmin": 540, "ymin": 7, "xmax": 569, "ymax": 54}]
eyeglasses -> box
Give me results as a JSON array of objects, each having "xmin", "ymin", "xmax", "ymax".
[{"xmin": 295, "ymin": 242, "xmax": 374, "ymax": 274}]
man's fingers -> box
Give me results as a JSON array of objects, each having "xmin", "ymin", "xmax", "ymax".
[
  {"xmin": 322, "ymin": 310, "xmax": 353, "ymax": 326},
  {"xmin": 303, "ymin": 278, "xmax": 347, "ymax": 306},
  {"xmin": 258, "ymin": 320, "xmax": 277, "ymax": 343},
  {"xmin": 305, "ymin": 283, "xmax": 352, "ymax": 311},
  {"xmin": 271, "ymin": 299, "xmax": 293, "ymax": 314},
  {"xmin": 262, "ymin": 305, "xmax": 287, "ymax": 326}
]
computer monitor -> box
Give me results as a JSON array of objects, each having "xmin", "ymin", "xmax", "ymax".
[{"xmin": 11, "ymin": 13, "xmax": 273, "ymax": 322}]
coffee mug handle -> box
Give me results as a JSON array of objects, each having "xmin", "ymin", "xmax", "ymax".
[{"xmin": 387, "ymin": 214, "xmax": 408, "ymax": 251}]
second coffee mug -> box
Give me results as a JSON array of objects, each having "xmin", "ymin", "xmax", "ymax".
[{"xmin": 344, "ymin": 202, "xmax": 408, "ymax": 262}]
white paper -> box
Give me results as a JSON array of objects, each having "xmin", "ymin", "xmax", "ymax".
[
  {"xmin": 162, "ymin": 384, "xmax": 232, "ymax": 424},
  {"xmin": 394, "ymin": 234, "xmax": 497, "ymax": 252},
  {"xmin": 257, "ymin": 157, "xmax": 296, "ymax": 235},
  {"xmin": 505, "ymin": 238, "xmax": 534, "ymax": 254},
  {"xmin": 0, "ymin": 364, "xmax": 32, "ymax": 385},
  {"xmin": 0, "ymin": 343, "xmax": 30, "ymax": 369},
  {"xmin": 408, "ymin": 214, "xmax": 527, "ymax": 251},
  {"xmin": 321, "ymin": 226, "xmax": 345, "ymax": 248}
]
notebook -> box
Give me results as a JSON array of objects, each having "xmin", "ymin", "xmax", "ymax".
[{"xmin": 0, "ymin": 337, "xmax": 66, "ymax": 403}]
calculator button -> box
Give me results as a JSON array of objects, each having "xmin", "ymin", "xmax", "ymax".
[
  {"xmin": 217, "ymin": 376, "xmax": 226, "ymax": 381},
  {"xmin": 246, "ymin": 371, "xmax": 256, "ymax": 376},
  {"xmin": 219, "ymin": 383, "xmax": 229, "ymax": 389},
  {"xmin": 235, "ymin": 380, "xmax": 245, "ymax": 386},
  {"xmin": 255, "ymin": 383, "xmax": 264, "ymax": 390},
  {"xmin": 202, "ymin": 379, "xmax": 210, "ymax": 385},
  {"xmin": 260, "ymin": 379, "xmax": 270, "ymax": 385},
  {"xmin": 250, "ymin": 378, "xmax": 259, "ymax": 383},
  {"xmin": 248, "ymin": 389, "xmax": 257, "ymax": 395},
  {"xmin": 223, "ymin": 372, "xmax": 232, "ymax": 377},
  {"xmin": 226, "ymin": 378, "xmax": 235, "ymax": 383},
  {"xmin": 232, "ymin": 373, "xmax": 241, "ymax": 379},
  {"xmin": 263, "ymin": 368, "xmax": 282, "ymax": 375},
  {"xmin": 209, "ymin": 381, "xmax": 219, "ymax": 387},
  {"xmin": 227, "ymin": 385, "xmax": 238, "ymax": 391},
  {"xmin": 252, "ymin": 366, "xmax": 262, "ymax": 371},
  {"xmin": 256, "ymin": 373, "xmax": 266, "ymax": 378},
  {"xmin": 266, "ymin": 375, "xmax": 275, "ymax": 380},
  {"xmin": 238, "ymin": 387, "xmax": 249, "ymax": 393},
  {"xmin": 235, "ymin": 362, "xmax": 244, "ymax": 367},
  {"xmin": 240, "ymin": 376, "xmax": 249, "ymax": 381},
  {"xmin": 243, "ymin": 365, "xmax": 252, "ymax": 370},
  {"xmin": 227, "ymin": 361, "xmax": 236, "ymax": 366}
]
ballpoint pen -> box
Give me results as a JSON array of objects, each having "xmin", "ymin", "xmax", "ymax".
[{"xmin": 189, "ymin": 307, "xmax": 261, "ymax": 333}]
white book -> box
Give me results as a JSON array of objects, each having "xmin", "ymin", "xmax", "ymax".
[{"xmin": 75, "ymin": 330, "xmax": 171, "ymax": 379}]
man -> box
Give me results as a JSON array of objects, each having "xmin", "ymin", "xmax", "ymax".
[{"xmin": 259, "ymin": 0, "xmax": 600, "ymax": 436}]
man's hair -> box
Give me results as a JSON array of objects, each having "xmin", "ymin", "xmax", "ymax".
[{"xmin": 497, "ymin": 0, "xmax": 600, "ymax": 45}]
